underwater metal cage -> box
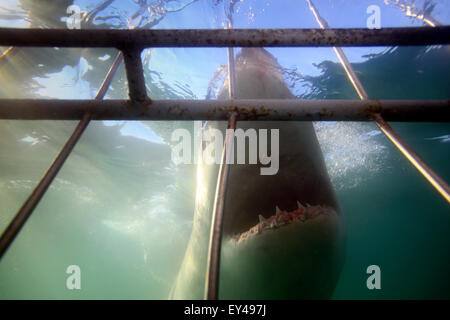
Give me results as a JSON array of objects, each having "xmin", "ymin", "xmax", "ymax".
[{"xmin": 0, "ymin": 25, "xmax": 449, "ymax": 300}]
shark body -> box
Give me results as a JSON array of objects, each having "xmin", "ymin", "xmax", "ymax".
[{"xmin": 170, "ymin": 48, "xmax": 345, "ymax": 299}]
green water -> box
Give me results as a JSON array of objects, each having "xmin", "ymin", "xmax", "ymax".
[
  {"xmin": 332, "ymin": 122, "xmax": 450, "ymax": 299},
  {"xmin": 0, "ymin": 0, "xmax": 449, "ymax": 299}
]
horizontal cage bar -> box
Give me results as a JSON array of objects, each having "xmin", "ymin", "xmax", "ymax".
[
  {"xmin": 0, "ymin": 27, "xmax": 449, "ymax": 48},
  {"xmin": 0, "ymin": 99, "xmax": 447, "ymax": 121}
]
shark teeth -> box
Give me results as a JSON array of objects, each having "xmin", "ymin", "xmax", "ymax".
[
  {"xmin": 234, "ymin": 204, "xmax": 338, "ymax": 244},
  {"xmin": 275, "ymin": 206, "xmax": 282, "ymax": 214},
  {"xmin": 276, "ymin": 214, "xmax": 285, "ymax": 226}
]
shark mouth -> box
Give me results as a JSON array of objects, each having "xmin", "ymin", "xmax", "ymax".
[{"xmin": 232, "ymin": 202, "xmax": 337, "ymax": 244}]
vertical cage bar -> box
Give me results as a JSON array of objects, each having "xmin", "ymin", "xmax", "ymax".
[
  {"xmin": 227, "ymin": 16, "xmax": 237, "ymax": 99},
  {"xmin": 122, "ymin": 48, "xmax": 148, "ymax": 101},
  {"xmin": 204, "ymin": 11, "xmax": 240, "ymax": 299},
  {"xmin": 227, "ymin": 47, "xmax": 236, "ymax": 99},
  {"xmin": 205, "ymin": 112, "xmax": 238, "ymax": 300}
]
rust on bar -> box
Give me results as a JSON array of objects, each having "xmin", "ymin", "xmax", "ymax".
[
  {"xmin": 122, "ymin": 49, "xmax": 148, "ymax": 102},
  {"xmin": 0, "ymin": 99, "xmax": 447, "ymax": 121},
  {"xmin": 0, "ymin": 27, "xmax": 448, "ymax": 48}
]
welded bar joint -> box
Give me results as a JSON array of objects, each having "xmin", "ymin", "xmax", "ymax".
[{"xmin": 122, "ymin": 48, "xmax": 148, "ymax": 102}]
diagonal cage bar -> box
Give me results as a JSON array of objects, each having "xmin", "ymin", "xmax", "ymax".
[
  {"xmin": 0, "ymin": 113, "xmax": 91, "ymax": 260},
  {"xmin": 306, "ymin": 0, "xmax": 450, "ymax": 203},
  {"xmin": 0, "ymin": 51, "xmax": 124, "ymax": 260},
  {"xmin": 0, "ymin": 46, "xmax": 18, "ymax": 68},
  {"xmin": 374, "ymin": 114, "xmax": 450, "ymax": 202}
]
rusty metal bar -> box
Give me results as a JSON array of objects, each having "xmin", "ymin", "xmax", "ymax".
[
  {"xmin": 0, "ymin": 51, "xmax": 123, "ymax": 260},
  {"xmin": 122, "ymin": 49, "xmax": 148, "ymax": 101},
  {"xmin": 306, "ymin": 0, "xmax": 450, "ymax": 204},
  {"xmin": 0, "ymin": 99, "xmax": 447, "ymax": 121},
  {"xmin": 0, "ymin": 27, "xmax": 449, "ymax": 48},
  {"xmin": 205, "ymin": 111, "xmax": 238, "ymax": 300}
]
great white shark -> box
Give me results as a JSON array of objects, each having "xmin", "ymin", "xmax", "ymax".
[{"xmin": 170, "ymin": 48, "xmax": 346, "ymax": 299}]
